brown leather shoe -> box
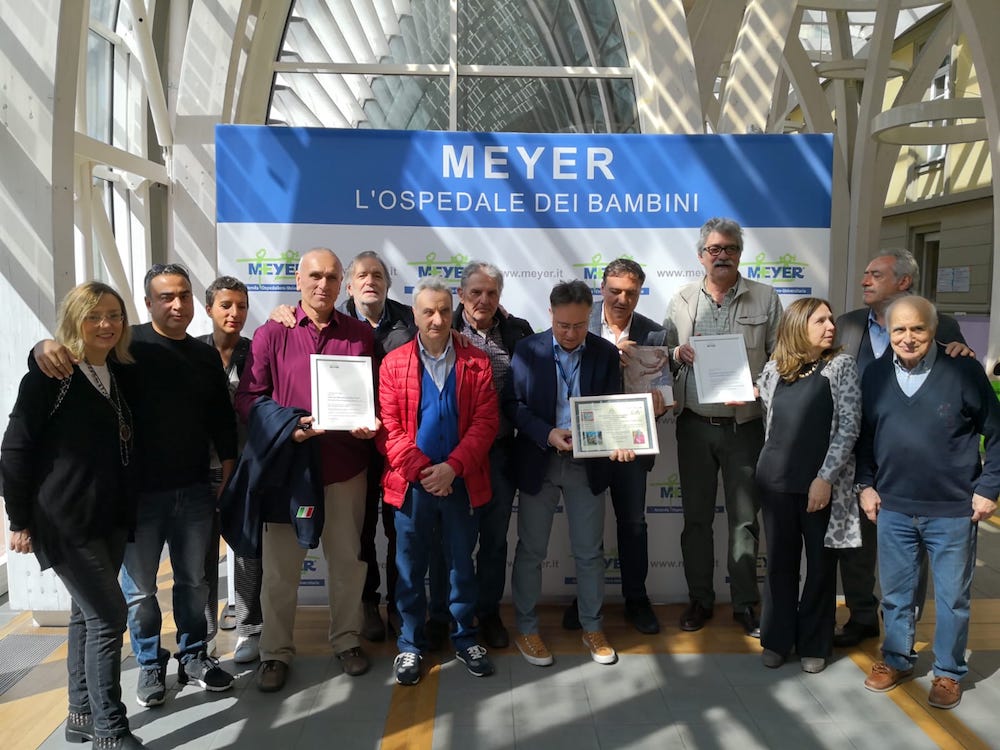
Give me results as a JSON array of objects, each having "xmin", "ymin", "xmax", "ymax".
[
  {"xmin": 928, "ymin": 676, "xmax": 961, "ymax": 709},
  {"xmin": 679, "ymin": 601, "xmax": 713, "ymax": 632},
  {"xmin": 337, "ymin": 647, "xmax": 371, "ymax": 677},
  {"xmin": 256, "ymin": 660, "xmax": 288, "ymax": 692},
  {"xmin": 864, "ymin": 661, "xmax": 913, "ymax": 692}
]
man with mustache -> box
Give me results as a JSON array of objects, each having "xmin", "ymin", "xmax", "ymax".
[{"xmin": 666, "ymin": 217, "xmax": 782, "ymax": 638}]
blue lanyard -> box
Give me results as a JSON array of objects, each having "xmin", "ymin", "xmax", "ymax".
[{"xmin": 554, "ymin": 347, "xmax": 580, "ymax": 399}]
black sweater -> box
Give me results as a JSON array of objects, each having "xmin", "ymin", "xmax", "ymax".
[
  {"xmin": 1, "ymin": 360, "xmax": 137, "ymax": 569},
  {"xmin": 129, "ymin": 324, "xmax": 237, "ymax": 491}
]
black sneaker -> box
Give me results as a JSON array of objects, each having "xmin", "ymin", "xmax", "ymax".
[
  {"xmin": 135, "ymin": 663, "xmax": 166, "ymax": 707},
  {"xmin": 178, "ymin": 652, "xmax": 234, "ymax": 692},
  {"xmin": 393, "ymin": 652, "xmax": 422, "ymax": 686},
  {"xmin": 456, "ymin": 645, "xmax": 495, "ymax": 677}
]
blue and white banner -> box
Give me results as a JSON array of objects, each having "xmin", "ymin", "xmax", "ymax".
[
  {"xmin": 216, "ymin": 127, "xmax": 832, "ymax": 604},
  {"xmin": 217, "ymin": 127, "xmax": 832, "ymax": 332}
]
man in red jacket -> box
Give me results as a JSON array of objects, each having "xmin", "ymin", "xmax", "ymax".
[{"xmin": 378, "ymin": 277, "xmax": 499, "ymax": 686}]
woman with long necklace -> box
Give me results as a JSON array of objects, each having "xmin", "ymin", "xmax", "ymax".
[
  {"xmin": 2, "ymin": 282, "xmax": 146, "ymax": 749},
  {"xmin": 755, "ymin": 297, "xmax": 862, "ymax": 674}
]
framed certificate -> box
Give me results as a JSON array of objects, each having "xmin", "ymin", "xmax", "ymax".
[
  {"xmin": 624, "ymin": 345, "xmax": 674, "ymax": 405},
  {"xmin": 569, "ymin": 393, "xmax": 660, "ymax": 458},
  {"xmin": 309, "ymin": 354, "xmax": 377, "ymax": 431},
  {"xmin": 690, "ymin": 334, "xmax": 755, "ymax": 404}
]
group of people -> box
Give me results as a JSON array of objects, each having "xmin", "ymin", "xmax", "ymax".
[{"xmin": 3, "ymin": 218, "xmax": 997, "ymax": 748}]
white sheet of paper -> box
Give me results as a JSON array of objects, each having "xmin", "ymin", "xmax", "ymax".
[
  {"xmin": 310, "ymin": 354, "xmax": 376, "ymax": 431},
  {"xmin": 690, "ymin": 334, "xmax": 755, "ymax": 404}
]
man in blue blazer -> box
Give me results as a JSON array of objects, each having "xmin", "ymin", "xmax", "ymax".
[
  {"xmin": 504, "ymin": 280, "xmax": 635, "ymax": 667},
  {"xmin": 560, "ymin": 259, "xmax": 668, "ymax": 635}
]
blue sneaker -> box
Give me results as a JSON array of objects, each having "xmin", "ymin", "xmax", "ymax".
[
  {"xmin": 456, "ymin": 645, "xmax": 494, "ymax": 677},
  {"xmin": 394, "ymin": 652, "xmax": 422, "ymax": 686}
]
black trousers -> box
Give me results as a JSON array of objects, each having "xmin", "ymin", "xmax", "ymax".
[
  {"xmin": 54, "ymin": 528, "xmax": 130, "ymax": 738},
  {"xmin": 759, "ymin": 488, "xmax": 836, "ymax": 659}
]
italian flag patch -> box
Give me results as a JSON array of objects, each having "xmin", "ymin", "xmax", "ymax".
[{"xmin": 296, "ymin": 506, "xmax": 315, "ymax": 519}]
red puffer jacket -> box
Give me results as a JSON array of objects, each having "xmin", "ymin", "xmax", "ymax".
[{"xmin": 377, "ymin": 333, "xmax": 498, "ymax": 508}]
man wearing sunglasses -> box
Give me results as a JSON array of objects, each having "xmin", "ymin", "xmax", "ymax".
[{"xmin": 665, "ymin": 217, "xmax": 782, "ymax": 638}]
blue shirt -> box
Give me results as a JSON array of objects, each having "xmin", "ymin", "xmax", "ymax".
[
  {"xmin": 893, "ymin": 344, "xmax": 936, "ymax": 397},
  {"xmin": 552, "ymin": 337, "xmax": 585, "ymax": 430},
  {"xmin": 418, "ymin": 336, "xmax": 456, "ymax": 391},
  {"xmin": 867, "ymin": 308, "xmax": 889, "ymax": 359}
]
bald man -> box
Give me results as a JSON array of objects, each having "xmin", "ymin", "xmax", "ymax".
[
  {"xmin": 855, "ymin": 296, "xmax": 1000, "ymax": 710},
  {"xmin": 235, "ymin": 248, "xmax": 378, "ymax": 690}
]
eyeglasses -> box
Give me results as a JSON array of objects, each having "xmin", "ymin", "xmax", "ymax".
[
  {"xmin": 84, "ymin": 312, "xmax": 125, "ymax": 324},
  {"xmin": 703, "ymin": 244, "xmax": 742, "ymax": 257},
  {"xmin": 553, "ymin": 321, "xmax": 589, "ymax": 333}
]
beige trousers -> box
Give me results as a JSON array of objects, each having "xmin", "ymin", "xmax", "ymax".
[{"xmin": 259, "ymin": 469, "xmax": 367, "ymax": 662}]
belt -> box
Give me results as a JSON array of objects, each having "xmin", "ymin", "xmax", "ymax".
[{"xmin": 686, "ymin": 412, "xmax": 736, "ymax": 427}]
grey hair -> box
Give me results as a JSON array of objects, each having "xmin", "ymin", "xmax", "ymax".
[
  {"xmin": 885, "ymin": 294, "xmax": 938, "ymax": 334},
  {"xmin": 697, "ymin": 217, "xmax": 744, "ymax": 255},
  {"xmin": 875, "ymin": 248, "xmax": 920, "ymax": 289},
  {"xmin": 346, "ymin": 250, "xmax": 392, "ymax": 291},
  {"xmin": 460, "ymin": 261, "xmax": 504, "ymax": 294},
  {"xmin": 411, "ymin": 277, "xmax": 453, "ymax": 305}
]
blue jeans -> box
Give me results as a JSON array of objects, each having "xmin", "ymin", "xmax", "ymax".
[
  {"xmin": 394, "ymin": 483, "xmax": 480, "ymax": 654},
  {"xmin": 512, "ymin": 454, "xmax": 605, "ymax": 634},
  {"xmin": 120, "ymin": 484, "xmax": 215, "ymax": 666},
  {"xmin": 428, "ymin": 439, "xmax": 517, "ymax": 621},
  {"xmin": 878, "ymin": 509, "xmax": 977, "ymax": 681},
  {"xmin": 54, "ymin": 528, "xmax": 129, "ymax": 738}
]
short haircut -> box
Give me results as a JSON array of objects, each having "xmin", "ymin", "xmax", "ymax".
[
  {"xmin": 771, "ymin": 297, "xmax": 839, "ymax": 381},
  {"xmin": 205, "ymin": 276, "xmax": 249, "ymax": 307},
  {"xmin": 874, "ymin": 248, "xmax": 920, "ymax": 289},
  {"xmin": 886, "ymin": 294, "xmax": 938, "ymax": 333},
  {"xmin": 57, "ymin": 281, "xmax": 134, "ymax": 364},
  {"xmin": 602, "ymin": 258, "xmax": 645, "ymax": 285},
  {"xmin": 550, "ymin": 279, "xmax": 594, "ymax": 308},
  {"xmin": 411, "ymin": 277, "xmax": 453, "ymax": 306},
  {"xmin": 461, "ymin": 261, "xmax": 504, "ymax": 294},
  {"xmin": 144, "ymin": 263, "xmax": 191, "ymax": 298},
  {"xmin": 346, "ymin": 250, "xmax": 392, "ymax": 291},
  {"xmin": 697, "ymin": 217, "xmax": 744, "ymax": 255}
]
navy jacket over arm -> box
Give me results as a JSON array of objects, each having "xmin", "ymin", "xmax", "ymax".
[{"xmin": 219, "ymin": 396, "xmax": 324, "ymax": 557}]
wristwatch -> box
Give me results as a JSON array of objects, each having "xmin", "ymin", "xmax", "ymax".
[{"xmin": 853, "ymin": 483, "xmax": 871, "ymax": 495}]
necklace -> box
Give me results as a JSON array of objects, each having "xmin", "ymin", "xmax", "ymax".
[
  {"xmin": 797, "ymin": 360, "xmax": 820, "ymax": 379},
  {"xmin": 84, "ymin": 359, "xmax": 133, "ymax": 466}
]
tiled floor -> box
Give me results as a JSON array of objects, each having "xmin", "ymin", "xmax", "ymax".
[{"xmin": 3, "ymin": 520, "xmax": 1000, "ymax": 749}]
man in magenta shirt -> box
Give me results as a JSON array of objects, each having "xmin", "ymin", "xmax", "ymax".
[{"xmin": 235, "ymin": 248, "xmax": 377, "ymax": 691}]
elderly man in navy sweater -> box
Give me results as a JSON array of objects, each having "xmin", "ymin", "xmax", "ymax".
[{"xmin": 855, "ymin": 296, "xmax": 1000, "ymax": 710}]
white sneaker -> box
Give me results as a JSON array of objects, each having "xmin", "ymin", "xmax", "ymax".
[{"xmin": 234, "ymin": 634, "xmax": 260, "ymax": 664}]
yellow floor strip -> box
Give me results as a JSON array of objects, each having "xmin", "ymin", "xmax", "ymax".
[
  {"xmin": 379, "ymin": 660, "xmax": 439, "ymax": 750},
  {"xmin": 848, "ymin": 646, "xmax": 992, "ymax": 749},
  {"xmin": 0, "ymin": 686, "xmax": 68, "ymax": 750}
]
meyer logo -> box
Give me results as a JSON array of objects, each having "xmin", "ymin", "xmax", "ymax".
[
  {"xmin": 741, "ymin": 252, "xmax": 808, "ymax": 283},
  {"xmin": 405, "ymin": 251, "xmax": 470, "ymax": 293},
  {"xmin": 239, "ymin": 248, "xmax": 300, "ymax": 291},
  {"xmin": 572, "ymin": 253, "xmax": 650, "ymax": 294},
  {"xmin": 648, "ymin": 473, "xmax": 683, "ymax": 513}
]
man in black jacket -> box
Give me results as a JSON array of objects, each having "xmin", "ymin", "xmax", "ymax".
[
  {"xmin": 337, "ymin": 252, "xmax": 415, "ymax": 642},
  {"xmin": 833, "ymin": 249, "xmax": 971, "ymax": 648},
  {"xmin": 425, "ymin": 261, "xmax": 533, "ymax": 650},
  {"xmin": 563, "ymin": 258, "xmax": 668, "ymax": 635}
]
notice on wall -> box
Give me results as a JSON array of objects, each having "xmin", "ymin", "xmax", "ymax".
[{"xmin": 938, "ymin": 266, "xmax": 971, "ymax": 293}]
